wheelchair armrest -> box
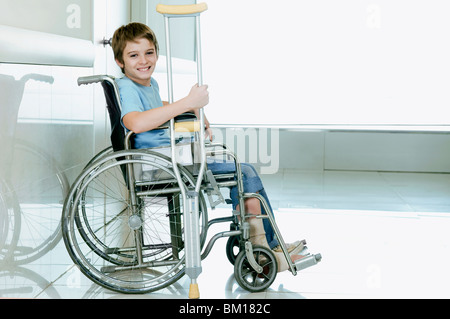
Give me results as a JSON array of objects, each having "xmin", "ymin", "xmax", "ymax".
[
  {"xmin": 157, "ymin": 112, "xmax": 200, "ymax": 132},
  {"xmin": 175, "ymin": 112, "xmax": 197, "ymax": 122},
  {"xmin": 175, "ymin": 112, "xmax": 199, "ymax": 132}
]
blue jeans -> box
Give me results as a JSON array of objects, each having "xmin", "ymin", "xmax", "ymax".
[{"xmin": 207, "ymin": 161, "xmax": 279, "ymax": 249}]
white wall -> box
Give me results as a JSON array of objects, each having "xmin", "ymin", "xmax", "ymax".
[
  {"xmin": 0, "ymin": 0, "xmax": 132, "ymax": 270},
  {"xmin": 2, "ymin": 0, "xmax": 446, "ymax": 217},
  {"xmin": 201, "ymin": 0, "xmax": 450, "ymax": 129},
  {"xmin": 92, "ymin": 0, "xmax": 131, "ymax": 155},
  {"xmin": 0, "ymin": 0, "xmax": 130, "ymax": 200}
]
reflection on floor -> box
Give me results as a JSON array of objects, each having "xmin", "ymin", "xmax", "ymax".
[{"xmin": 2, "ymin": 170, "xmax": 450, "ymax": 299}]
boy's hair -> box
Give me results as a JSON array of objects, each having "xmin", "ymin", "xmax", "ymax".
[{"xmin": 112, "ymin": 22, "xmax": 159, "ymax": 73}]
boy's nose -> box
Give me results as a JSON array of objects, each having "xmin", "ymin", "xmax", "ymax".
[{"xmin": 138, "ymin": 55, "xmax": 147, "ymax": 64}]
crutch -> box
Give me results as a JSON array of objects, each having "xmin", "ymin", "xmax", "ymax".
[{"xmin": 156, "ymin": 2, "xmax": 208, "ymax": 299}]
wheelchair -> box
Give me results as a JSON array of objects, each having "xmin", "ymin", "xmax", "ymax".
[
  {"xmin": 61, "ymin": 3, "xmax": 321, "ymax": 297},
  {"xmin": 61, "ymin": 74, "xmax": 322, "ymax": 295}
]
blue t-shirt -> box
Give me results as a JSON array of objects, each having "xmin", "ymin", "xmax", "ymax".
[{"xmin": 116, "ymin": 76, "xmax": 170, "ymax": 149}]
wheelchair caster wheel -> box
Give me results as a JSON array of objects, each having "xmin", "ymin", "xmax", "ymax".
[
  {"xmin": 226, "ymin": 235, "xmax": 241, "ymax": 265},
  {"xmin": 234, "ymin": 245, "xmax": 277, "ymax": 292}
]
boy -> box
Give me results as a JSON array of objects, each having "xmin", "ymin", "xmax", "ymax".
[
  {"xmin": 112, "ymin": 22, "xmax": 211, "ymax": 148},
  {"xmin": 112, "ymin": 22, "xmax": 304, "ymax": 270}
]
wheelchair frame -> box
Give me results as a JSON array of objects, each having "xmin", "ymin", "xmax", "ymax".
[{"xmin": 61, "ymin": 3, "xmax": 321, "ymax": 297}]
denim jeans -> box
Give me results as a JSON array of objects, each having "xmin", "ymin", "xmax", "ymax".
[{"xmin": 207, "ymin": 161, "xmax": 279, "ymax": 249}]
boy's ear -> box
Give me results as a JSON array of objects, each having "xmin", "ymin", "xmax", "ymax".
[{"xmin": 115, "ymin": 58, "xmax": 124, "ymax": 68}]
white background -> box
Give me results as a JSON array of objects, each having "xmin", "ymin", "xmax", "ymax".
[{"xmin": 199, "ymin": 0, "xmax": 450, "ymax": 127}]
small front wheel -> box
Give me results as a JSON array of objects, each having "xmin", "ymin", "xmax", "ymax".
[{"xmin": 234, "ymin": 245, "xmax": 277, "ymax": 292}]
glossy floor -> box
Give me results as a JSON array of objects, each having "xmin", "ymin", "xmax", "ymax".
[{"xmin": 2, "ymin": 170, "xmax": 450, "ymax": 299}]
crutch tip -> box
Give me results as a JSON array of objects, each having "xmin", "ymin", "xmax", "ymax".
[{"xmin": 188, "ymin": 283, "xmax": 200, "ymax": 299}]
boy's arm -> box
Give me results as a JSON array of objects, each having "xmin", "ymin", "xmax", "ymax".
[
  {"xmin": 124, "ymin": 98, "xmax": 190, "ymax": 133},
  {"xmin": 163, "ymin": 101, "xmax": 210, "ymax": 129},
  {"xmin": 160, "ymin": 103, "xmax": 213, "ymax": 141},
  {"xmin": 163, "ymin": 100, "xmax": 210, "ymax": 128},
  {"xmin": 124, "ymin": 84, "xmax": 208, "ymax": 133}
]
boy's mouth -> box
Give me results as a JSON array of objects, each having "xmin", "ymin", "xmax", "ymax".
[{"xmin": 138, "ymin": 66, "xmax": 151, "ymax": 72}]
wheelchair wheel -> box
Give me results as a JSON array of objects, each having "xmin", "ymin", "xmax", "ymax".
[
  {"xmin": 62, "ymin": 149, "xmax": 208, "ymax": 294},
  {"xmin": 2, "ymin": 139, "xmax": 69, "ymax": 265},
  {"xmin": 0, "ymin": 178, "xmax": 20, "ymax": 263},
  {"xmin": 225, "ymin": 235, "xmax": 240, "ymax": 265},
  {"xmin": 234, "ymin": 245, "xmax": 278, "ymax": 293}
]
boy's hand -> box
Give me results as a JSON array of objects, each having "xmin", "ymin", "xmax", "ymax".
[{"xmin": 187, "ymin": 84, "xmax": 209, "ymax": 109}]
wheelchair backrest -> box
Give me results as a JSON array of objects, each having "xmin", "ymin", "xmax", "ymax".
[{"xmin": 100, "ymin": 79, "xmax": 129, "ymax": 152}]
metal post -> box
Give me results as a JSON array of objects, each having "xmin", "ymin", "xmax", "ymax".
[{"xmin": 163, "ymin": 16, "xmax": 174, "ymax": 104}]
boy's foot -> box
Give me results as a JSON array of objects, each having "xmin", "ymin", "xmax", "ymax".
[
  {"xmin": 291, "ymin": 254, "xmax": 306, "ymax": 262},
  {"xmin": 272, "ymin": 240, "xmax": 305, "ymax": 254}
]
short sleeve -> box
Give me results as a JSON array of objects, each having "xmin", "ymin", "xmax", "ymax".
[{"xmin": 119, "ymin": 84, "xmax": 145, "ymax": 119}]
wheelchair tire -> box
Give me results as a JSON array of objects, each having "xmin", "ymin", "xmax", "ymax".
[
  {"xmin": 234, "ymin": 245, "xmax": 278, "ymax": 293},
  {"xmin": 62, "ymin": 149, "xmax": 208, "ymax": 294},
  {"xmin": 225, "ymin": 235, "xmax": 240, "ymax": 265}
]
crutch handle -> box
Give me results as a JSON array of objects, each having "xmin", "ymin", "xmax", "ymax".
[{"xmin": 156, "ymin": 3, "xmax": 207, "ymax": 15}]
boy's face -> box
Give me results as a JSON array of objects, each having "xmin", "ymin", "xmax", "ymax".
[{"xmin": 116, "ymin": 38, "xmax": 158, "ymax": 86}]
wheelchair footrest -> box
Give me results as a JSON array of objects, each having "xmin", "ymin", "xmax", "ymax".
[{"xmin": 294, "ymin": 253, "xmax": 322, "ymax": 272}]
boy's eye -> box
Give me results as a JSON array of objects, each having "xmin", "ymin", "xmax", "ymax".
[{"xmin": 146, "ymin": 51, "xmax": 154, "ymax": 55}]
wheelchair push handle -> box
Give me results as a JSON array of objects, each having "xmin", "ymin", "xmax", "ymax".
[{"xmin": 77, "ymin": 75, "xmax": 110, "ymax": 86}]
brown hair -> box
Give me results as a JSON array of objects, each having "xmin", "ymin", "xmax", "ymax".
[{"xmin": 112, "ymin": 22, "xmax": 159, "ymax": 73}]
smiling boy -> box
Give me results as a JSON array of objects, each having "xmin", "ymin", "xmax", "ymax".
[{"xmin": 112, "ymin": 22, "xmax": 210, "ymax": 148}]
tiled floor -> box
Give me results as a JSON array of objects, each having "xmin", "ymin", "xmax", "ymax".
[{"xmin": 2, "ymin": 170, "xmax": 450, "ymax": 299}]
